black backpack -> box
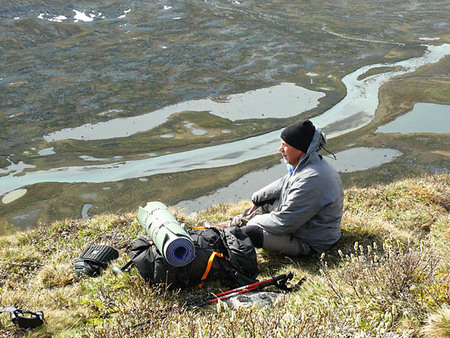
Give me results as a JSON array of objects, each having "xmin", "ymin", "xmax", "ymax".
[
  {"xmin": 127, "ymin": 227, "xmax": 258, "ymax": 289},
  {"xmin": 221, "ymin": 227, "xmax": 258, "ymax": 282},
  {"xmin": 127, "ymin": 236, "xmax": 191, "ymax": 288}
]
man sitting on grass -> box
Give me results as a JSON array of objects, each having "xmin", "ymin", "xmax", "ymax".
[{"xmin": 232, "ymin": 119, "xmax": 343, "ymax": 257}]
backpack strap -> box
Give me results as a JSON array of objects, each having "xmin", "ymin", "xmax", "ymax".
[
  {"xmin": 198, "ymin": 251, "xmax": 224, "ymax": 288},
  {"xmin": 118, "ymin": 259, "xmax": 134, "ymax": 273},
  {"xmin": 121, "ymin": 237, "xmax": 154, "ymax": 273}
]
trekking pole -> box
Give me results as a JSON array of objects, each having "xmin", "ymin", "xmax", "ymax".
[{"xmin": 186, "ymin": 272, "xmax": 305, "ymax": 308}]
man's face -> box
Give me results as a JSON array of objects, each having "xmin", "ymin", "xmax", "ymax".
[{"xmin": 278, "ymin": 139, "xmax": 304, "ymax": 167}]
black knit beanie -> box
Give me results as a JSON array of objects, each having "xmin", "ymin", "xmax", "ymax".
[{"xmin": 280, "ymin": 119, "xmax": 316, "ymax": 152}]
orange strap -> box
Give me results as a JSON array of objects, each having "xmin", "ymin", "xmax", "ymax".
[{"xmin": 198, "ymin": 251, "xmax": 223, "ymax": 288}]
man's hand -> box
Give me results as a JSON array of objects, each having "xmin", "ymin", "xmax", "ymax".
[
  {"xmin": 229, "ymin": 205, "xmax": 257, "ymax": 227},
  {"xmin": 229, "ymin": 214, "xmax": 249, "ymax": 227}
]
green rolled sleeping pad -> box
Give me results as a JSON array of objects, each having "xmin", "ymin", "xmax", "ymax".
[{"xmin": 137, "ymin": 201, "xmax": 195, "ymax": 267}]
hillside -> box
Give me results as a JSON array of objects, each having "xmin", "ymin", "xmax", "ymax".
[{"xmin": 0, "ymin": 174, "xmax": 449, "ymax": 337}]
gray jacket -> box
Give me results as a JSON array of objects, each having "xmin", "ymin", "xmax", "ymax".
[{"xmin": 247, "ymin": 129, "xmax": 343, "ymax": 252}]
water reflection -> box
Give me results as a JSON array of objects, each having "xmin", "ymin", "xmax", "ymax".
[
  {"xmin": 175, "ymin": 147, "xmax": 403, "ymax": 213},
  {"xmin": 1, "ymin": 44, "xmax": 449, "ymax": 200},
  {"xmin": 313, "ymin": 44, "xmax": 450, "ymax": 138},
  {"xmin": 376, "ymin": 103, "xmax": 450, "ymax": 134},
  {"xmin": 44, "ymin": 83, "xmax": 324, "ymax": 142}
]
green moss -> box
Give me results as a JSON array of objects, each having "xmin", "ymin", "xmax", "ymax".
[{"xmin": 0, "ymin": 156, "xmax": 9, "ymax": 169}]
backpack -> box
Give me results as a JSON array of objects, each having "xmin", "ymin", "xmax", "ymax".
[
  {"xmin": 128, "ymin": 227, "xmax": 258, "ymax": 289},
  {"xmin": 128, "ymin": 236, "xmax": 191, "ymax": 289},
  {"xmin": 221, "ymin": 227, "xmax": 258, "ymax": 281}
]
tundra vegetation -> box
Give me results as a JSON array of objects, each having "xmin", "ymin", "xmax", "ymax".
[
  {"xmin": 0, "ymin": 174, "xmax": 449, "ymax": 337},
  {"xmin": 1, "ymin": 0, "xmax": 450, "ymax": 229}
]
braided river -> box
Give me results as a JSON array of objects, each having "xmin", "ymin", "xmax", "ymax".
[{"xmin": 1, "ymin": 44, "xmax": 449, "ymax": 208}]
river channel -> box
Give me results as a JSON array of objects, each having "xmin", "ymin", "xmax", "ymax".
[{"xmin": 1, "ymin": 43, "xmax": 449, "ymax": 201}]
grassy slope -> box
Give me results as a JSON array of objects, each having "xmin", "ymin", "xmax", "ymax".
[{"xmin": 0, "ymin": 174, "xmax": 449, "ymax": 337}]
